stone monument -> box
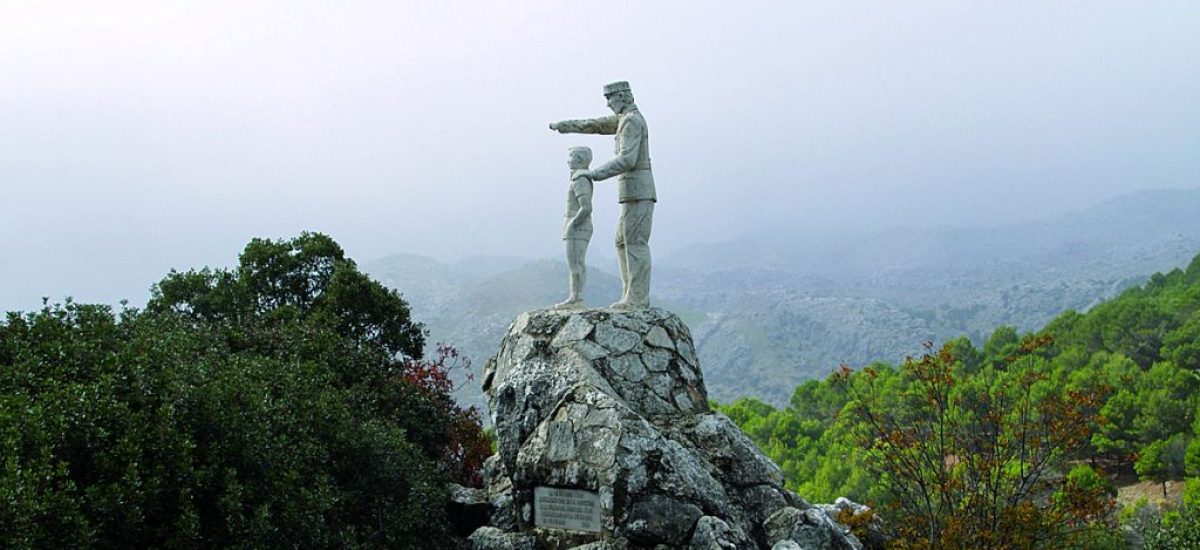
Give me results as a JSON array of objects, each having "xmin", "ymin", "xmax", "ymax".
[
  {"xmin": 550, "ymin": 81, "xmax": 655, "ymax": 311},
  {"xmin": 454, "ymin": 84, "xmax": 876, "ymax": 549},
  {"xmin": 464, "ymin": 307, "xmax": 870, "ymax": 549}
]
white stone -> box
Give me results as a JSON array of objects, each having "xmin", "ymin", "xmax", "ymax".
[
  {"xmin": 581, "ymin": 407, "xmax": 618, "ymax": 429},
  {"xmin": 594, "ymin": 321, "xmax": 640, "ymax": 354},
  {"xmin": 678, "ymin": 363, "xmax": 698, "ymax": 383},
  {"xmin": 648, "ymin": 371, "xmax": 673, "ymax": 399},
  {"xmin": 577, "ymin": 426, "xmax": 618, "ymax": 468},
  {"xmin": 690, "ymin": 516, "xmax": 753, "ymax": 549},
  {"xmin": 510, "ymin": 312, "xmax": 531, "ymax": 336},
  {"xmin": 612, "ymin": 314, "xmax": 650, "ymax": 334},
  {"xmin": 556, "ymin": 402, "xmax": 588, "ymax": 422},
  {"xmin": 641, "ymin": 348, "xmax": 672, "ymax": 372},
  {"xmin": 644, "ymin": 325, "xmax": 675, "ymax": 350},
  {"xmin": 572, "ymin": 340, "xmax": 609, "ymax": 361},
  {"xmin": 545, "ymin": 421, "xmax": 576, "ymax": 462},
  {"xmin": 511, "ymin": 335, "xmax": 537, "ymax": 361},
  {"xmin": 673, "ymin": 392, "xmax": 694, "ymax": 411},
  {"xmin": 608, "ymin": 353, "xmax": 647, "ymax": 382},
  {"xmin": 600, "ymin": 485, "xmax": 614, "ymax": 512},
  {"xmin": 677, "ymin": 338, "xmax": 699, "ymax": 368},
  {"xmin": 552, "ymin": 314, "xmax": 594, "ymax": 347}
]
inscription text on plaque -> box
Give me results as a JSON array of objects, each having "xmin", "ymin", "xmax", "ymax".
[{"xmin": 533, "ymin": 486, "xmax": 602, "ymax": 532}]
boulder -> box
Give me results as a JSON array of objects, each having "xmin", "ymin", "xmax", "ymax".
[
  {"xmin": 448, "ymin": 483, "xmax": 493, "ymax": 536},
  {"xmin": 817, "ymin": 497, "xmax": 885, "ymax": 548},
  {"xmin": 765, "ymin": 507, "xmax": 860, "ymax": 550},
  {"xmin": 469, "ymin": 526, "xmax": 536, "ymax": 550},
  {"xmin": 688, "ymin": 515, "xmax": 753, "ymax": 549},
  {"xmin": 470, "ymin": 307, "xmax": 862, "ymax": 549}
]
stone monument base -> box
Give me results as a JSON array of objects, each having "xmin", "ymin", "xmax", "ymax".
[{"xmin": 465, "ymin": 307, "xmax": 869, "ymax": 549}]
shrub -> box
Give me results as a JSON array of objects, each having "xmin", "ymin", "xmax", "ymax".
[
  {"xmin": 0, "ymin": 233, "xmax": 487, "ymax": 548},
  {"xmin": 835, "ymin": 337, "xmax": 1113, "ymax": 548}
]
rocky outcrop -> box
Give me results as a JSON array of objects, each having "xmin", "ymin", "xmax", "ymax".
[
  {"xmin": 466, "ymin": 307, "xmax": 864, "ymax": 549},
  {"xmin": 449, "ymin": 484, "xmax": 494, "ymax": 537}
]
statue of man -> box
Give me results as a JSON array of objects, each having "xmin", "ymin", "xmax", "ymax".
[{"xmin": 550, "ymin": 81, "xmax": 655, "ymax": 310}]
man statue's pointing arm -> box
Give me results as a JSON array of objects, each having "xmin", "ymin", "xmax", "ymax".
[{"xmin": 549, "ymin": 115, "xmax": 619, "ymax": 135}]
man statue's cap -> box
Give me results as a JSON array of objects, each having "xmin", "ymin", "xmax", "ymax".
[{"xmin": 603, "ymin": 81, "xmax": 631, "ymax": 96}]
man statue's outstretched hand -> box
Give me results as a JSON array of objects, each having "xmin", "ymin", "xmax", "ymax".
[
  {"xmin": 571, "ymin": 169, "xmax": 593, "ymax": 180},
  {"xmin": 549, "ymin": 122, "xmax": 563, "ymax": 132}
]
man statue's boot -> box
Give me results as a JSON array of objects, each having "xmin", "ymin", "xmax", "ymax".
[
  {"xmin": 614, "ymin": 243, "xmax": 652, "ymax": 309},
  {"xmin": 618, "ymin": 277, "xmax": 650, "ymax": 310}
]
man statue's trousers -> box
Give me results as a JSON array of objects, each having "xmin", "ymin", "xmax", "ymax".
[{"xmin": 615, "ymin": 200, "xmax": 653, "ymax": 306}]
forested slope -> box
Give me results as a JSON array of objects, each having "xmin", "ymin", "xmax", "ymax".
[{"xmin": 722, "ymin": 251, "xmax": 1200, "ymax": 546}]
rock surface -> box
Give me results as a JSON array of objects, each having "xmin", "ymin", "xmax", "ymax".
[
  {"xmin": 450, "ymin": 483, "xmax": 494, "ymax": 537},
  {"xmin": 469, "ymin": 307, "xmax": 863, "ymax": 549}
]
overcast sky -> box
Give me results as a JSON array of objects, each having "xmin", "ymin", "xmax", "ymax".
[{"xmin": 2, "ymin": 1, "xmax": 1198, "ymax": 312}]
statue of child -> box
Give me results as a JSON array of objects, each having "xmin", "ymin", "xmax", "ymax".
[{"xmin": 554, "ymin": 146, "xmax": 594, "ymax": 310}]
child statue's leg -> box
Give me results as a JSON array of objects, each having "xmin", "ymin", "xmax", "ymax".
[
  {"xmin": 569, "ymin": 238, "xmax": 588, "ymax": 301},
  {"xmin": 554, "ymin": 238, "xmax": 588, "ymax": 309}
]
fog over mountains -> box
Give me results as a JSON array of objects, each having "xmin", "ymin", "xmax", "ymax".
[{"xmin": 366, "ymin": 188, "xmax": 1200, "ymax": 408}]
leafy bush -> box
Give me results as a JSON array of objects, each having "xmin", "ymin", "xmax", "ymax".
[
  {"xmin": 834, "ymin": 337, "xmax": 1113, "ymax": 548},
  {"xmin": 1185, "ymin": 478, "xmax": 1200, "ymax": 507},
  {"xmin": 1130, "ymin": 504, "xmax": 1200, "ymax": 549},
  {"xmin": 0, "ymin": 233, "xmax": 489, "ymax": 548}
]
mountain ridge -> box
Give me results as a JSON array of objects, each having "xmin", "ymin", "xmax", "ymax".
[{"xmin": 367, "ymin": 187, "xmax": 1200, "ymax": 407}]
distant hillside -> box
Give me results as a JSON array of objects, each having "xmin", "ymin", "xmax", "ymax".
[
  {"xmin": 718, "ymin": 250, "xmax": 1200, "ymax": 541},
  {"xmin": 656, "ymin": 188, "xmax": 1200, "ymax": 404},
  {"xmin": 368, "ymin": 187, "xmax": 1200, "ymax": 407},
  {"xmin": 364, "ymin": 258, "xmax": 619, "ymax": 411}
]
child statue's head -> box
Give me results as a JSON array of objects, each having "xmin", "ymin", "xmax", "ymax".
[{"xmin": 568, "ymin": 146, "xmax": 592, "ymax": 170}]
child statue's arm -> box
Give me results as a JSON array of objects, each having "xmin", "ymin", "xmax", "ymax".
[{"xmin": 569, "ymin": 177, "xmax": 594, "ymax": 229}]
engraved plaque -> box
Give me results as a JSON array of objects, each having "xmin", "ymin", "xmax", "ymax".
[{"xmin": 534, "ymin": 486, "xmax": 602, "ymax": 532}]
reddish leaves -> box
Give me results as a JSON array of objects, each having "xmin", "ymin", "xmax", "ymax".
[
  {"xmin": 835, "ymin": 338, "xmax": 1113, "ymax": 548},
  {"xmin": 400, "ymin": 344, "xmax": 491, "ymax": 487}
]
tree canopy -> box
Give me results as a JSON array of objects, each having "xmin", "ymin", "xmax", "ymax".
[
  {"xmin": 722, "ymin": 251, "xmax": 1200, "ymax": 547},
  {"xmin": 1, "ymin": 233, "xmax": 488, "ymax": 548}
]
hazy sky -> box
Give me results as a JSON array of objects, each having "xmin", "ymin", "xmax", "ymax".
[{"xmin": 2, "ymin": 1, "xmax": 1198, "ymax": 312}]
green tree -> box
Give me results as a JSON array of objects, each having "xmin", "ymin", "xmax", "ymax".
[
  {"xmin": 1058, "ymin": 464, "xmax": 1116, "ymax": 504},
  {"xmin": 1184, "ymin": 478, "xmax": 1200, "ymax": 507},
  {"xmin": 0, "ymin": 233, "xmax": 489, "ymax": 548},
  {"xmin": 1186, "ymin": 409, "xmax": 1200, "ymax": 477},
  {"xmin": 1163, "ymin": 310, "xmax": 1200, "ymax": 372},
  {"xmin": 982, "ymin": 325, "xmax": 1020, "ymax": 369},
  {"xmin": 1188, "ymin": 439, "xmax": 1200, "ymax": 478},
  {"xmin": 1133, "ymin": 363, "xmax": 1197, "ymax": 444},
  {"xmin": 1137, "ymin": 435, "xmax": 1189, "ymax": 499},
  {"xmin": 835, "ymin": 337, "xmax": 1112, "ymax": 548}
]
